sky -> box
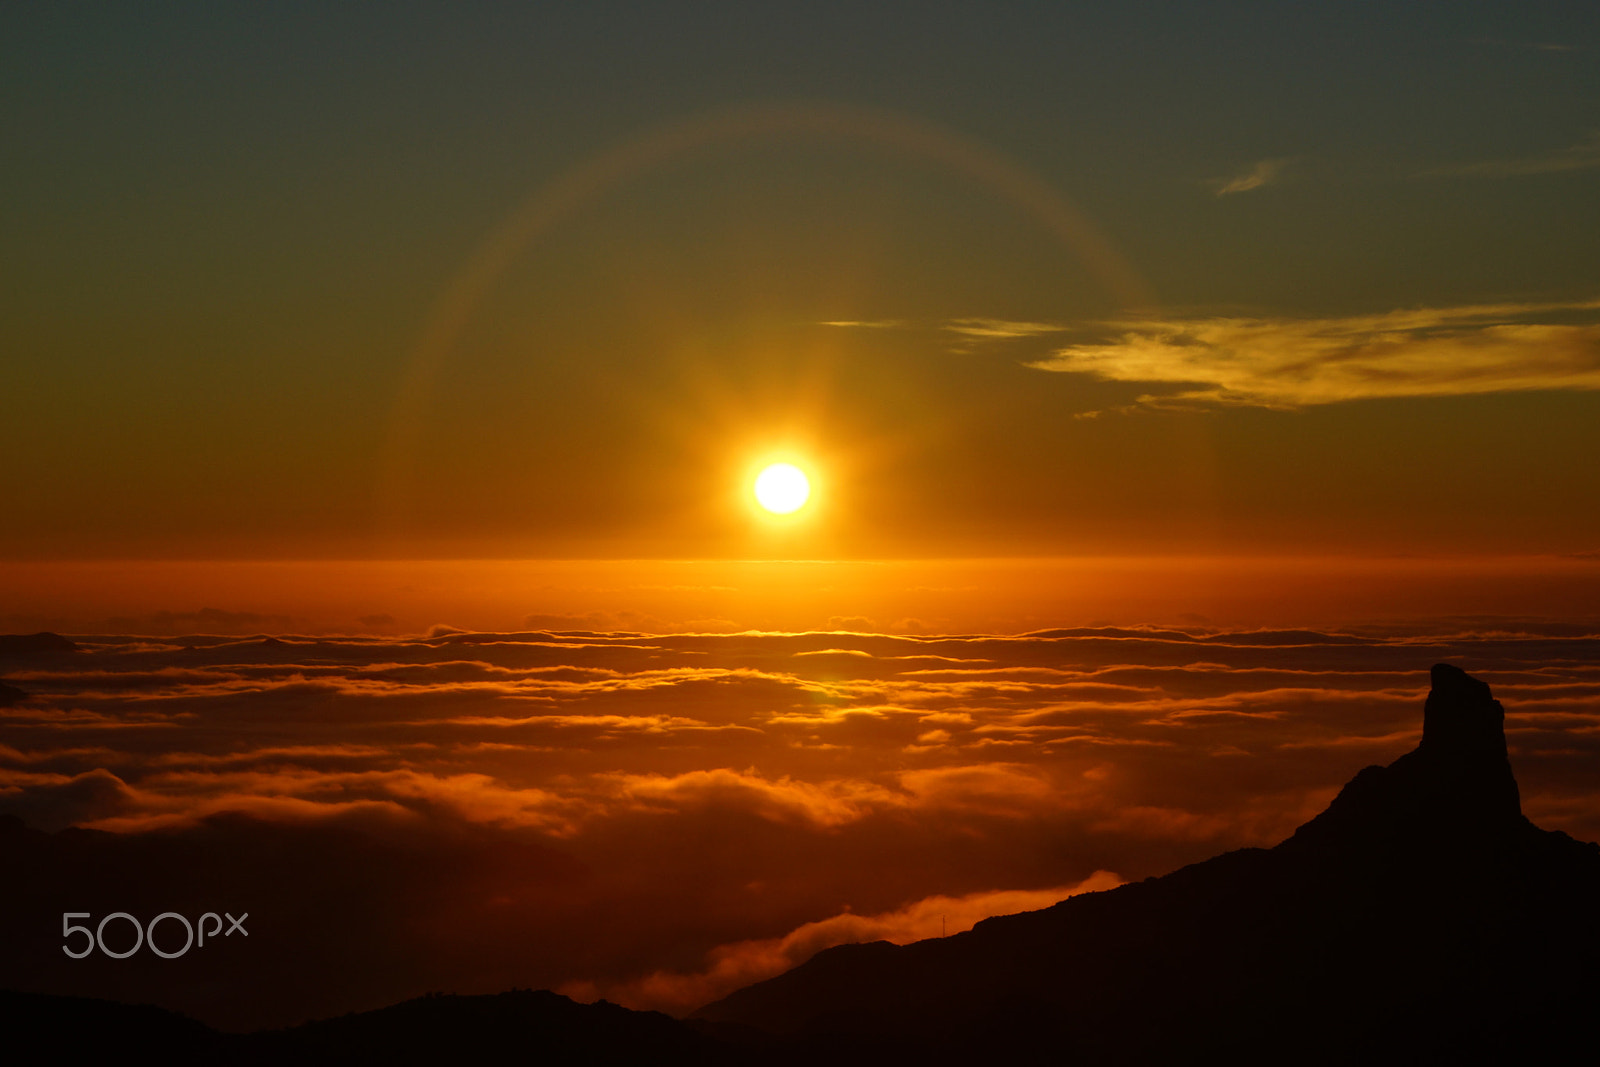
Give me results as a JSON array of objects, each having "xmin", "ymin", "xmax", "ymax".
[
  {"xmin": 5, "ymin": 1, "xmax": 1600, "ymax": 567},
  {"xmin": 4, "ymin": 1, "xmax": 1600, "ymax": 1033}
]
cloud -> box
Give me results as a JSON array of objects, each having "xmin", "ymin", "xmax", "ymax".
[
  {"xmin": 2, "ymin": 624, "xmax": 1597, "ymax": 1030},
  {"xmin": 594, "ymin": 768, "xmax": 902, "ymax": 829},
  {"xmin": 897, "ymin": 763, "xmax": 1060, "ymax": 815},
  {"xmin": 1424, "ymin": 131, "xmax": 1600, "ymax": 178},
  {"xmin": 577, "ymin": 870, "xmax": 1124, "ymax": 1015},
  {"xmin": 943, "ymin": 318, "xmax": 1066, "ymax": 340},
  {"xmin": 1027, "ymin": 299, "xmax": 1600, "ymax": 409},
  {"xmin": 0, "ymin": 766, "xmax": 138, "ymax": 830},
  {"xmin": 1214, "ymin": 158, "xmax": 1289, "ymax": 195},
  {"xmin": 818, "ymin": 318, "xmax": 1074, "ymax": 352},
  {"xmin": 1469, "ymin": 37, "xmax": 1582, "ymax": 55}
]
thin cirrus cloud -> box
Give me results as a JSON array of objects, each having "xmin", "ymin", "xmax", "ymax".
[
  {"xmin": 3, "ymin": 625, "xmax": 1598, "ymax": 1029},
  {"xmin": 943, "ymin": 318, "xmax": 1069, "ymax": 340},
  {"xmin": 1469, "ymin": 37, "xmax": 1582, "ymax": 54},
  {"xmin": 1026, "ymin": 299, "xmax": 1600, "ymax": 410},
  {"xmin": 1422, "ymin": 131, "xmax": 1600, "ymax": 177},
  {"xmin": 1213, "ymin": 157, "xmax": 1290, "ymax": 196}
]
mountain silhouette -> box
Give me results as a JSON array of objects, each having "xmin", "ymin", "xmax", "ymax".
[
  {"xmin": 0, "ymin": 988, "xmax": 737, "ymax": 1066},
  {"xmin": 0, "ymin": 632, "xmax": 77, "ymax": 710},
  {"xmin": 695, "ymin": 663, "xmax": 1600, "ymax": 1064},
  {"xmin": 0, "ymin": 632, "xmax": 79, "ymax": 658},
  {"xmin": 248, "ymin": 989, "xmax": 738, "ymax": 1066},
  {"xmin": 4, "ymin": 664, "xmax": 1594, "ymax": 1064}
]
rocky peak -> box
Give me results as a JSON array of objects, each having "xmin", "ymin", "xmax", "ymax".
[
  {"xmin": 1408, "ymin": 661, "xmax": 1522, "ymax": 818},
  {"xmin": 1287, "ymin": 662, "xmax": 1524, "ymax": 850},
  {"xmin": 1420, "ymin": 663, "xmax": 1509, "ymax": 760}
]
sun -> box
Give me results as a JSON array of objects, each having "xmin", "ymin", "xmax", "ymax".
[{"xmin": 753, "ymin": 463, "xmax": 811, "ymax": 514}]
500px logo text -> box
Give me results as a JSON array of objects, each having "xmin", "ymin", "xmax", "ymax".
[{"xmin": 62, "ymin": 911, "xmax": 249, "ymax": 959}]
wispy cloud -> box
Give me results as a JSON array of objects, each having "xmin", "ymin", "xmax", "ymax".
[
  {"xmin": 824, "ymin": 317, "xmax": 1072, "ymax": 354},
  {"xmin": 943, "ymin": 318, "xmax": 1066, "ymax": 340},
  {"xmin": 1214, "ymin": 158, "xmax": 1289, "ymax": 196},
  {"xmin": 1470, "ymin": 37, "xmax": 1581, "ymax": 55},
  {"xmin": 1424, "ymin": 131, "xmax": 1600, "ymax": 178},
  {"xmin": 1027, "ymin": 299, "xmax": 1600, "ymax": 409},
  {"xmin": 821, "ymin": 318, "xmax": 1067, "ymax": 342}
]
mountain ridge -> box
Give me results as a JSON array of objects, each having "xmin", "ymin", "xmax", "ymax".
[{"xmin": 693, "ymin": 663, "xmax": 1600, "ymax": 1063}]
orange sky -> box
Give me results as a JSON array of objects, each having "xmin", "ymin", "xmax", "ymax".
[
  {"xmin": 6, "ymin": 556, "xmax": 1600, "ymax": 637},
  {"xmin": 6, "ymin": 10, "xmax": 1600, "ymax": 565}
]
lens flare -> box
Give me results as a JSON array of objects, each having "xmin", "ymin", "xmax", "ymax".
[{"xmin": 753, "ymin": 464, "xmax": 811, "ymax": 514}]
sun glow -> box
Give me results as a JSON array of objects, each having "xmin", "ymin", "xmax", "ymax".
[{"xmin": 753, "ymin": 464, "xmax": 811, "ymax": 514}]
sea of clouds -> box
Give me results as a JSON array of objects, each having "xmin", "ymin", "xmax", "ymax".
[{"xmin": 3, "ymin": 624, "xmax": 1597, "ymax": 1028}]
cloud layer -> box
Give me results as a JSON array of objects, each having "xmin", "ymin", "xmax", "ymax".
[
  {"xmin": 3, "ymin": 623, "xmax": 1598, "ymax": 1027},
  {"xmin": 1028, "ymin": 300, "xmax": 1600, "ymax": 409},
  {"xmin": 1214, "ymin": 158, "xmax": 1289, "ymax": 195},
  {"xmin": 1424, "ymin": 131, "xmax": 1600, "ymax": 178}
]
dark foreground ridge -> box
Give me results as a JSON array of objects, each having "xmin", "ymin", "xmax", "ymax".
[
  {"xmin": 4, "ymin": 664, "xmax": 1597, "ymax": 1064},
  {"xmin": 696, "ymin": 663, "xmax": 1600, "ymax": 1063},
  {"xmin": 0, "ymin": 988, "xmax": 737, "ymax": 1066}
]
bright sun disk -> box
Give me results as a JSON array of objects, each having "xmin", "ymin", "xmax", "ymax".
[{"xmin": 753, "ymin": 463, "xmax": 811, "ymax": 514}]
